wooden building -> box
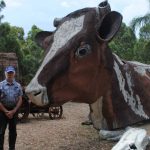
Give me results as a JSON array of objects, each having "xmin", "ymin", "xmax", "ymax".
[{"xmin": 0, "ymin": 53, "xmax": 19, "ymax": 81}]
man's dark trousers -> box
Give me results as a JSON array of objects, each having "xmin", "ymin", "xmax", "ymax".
[{"xmin": 0, "ymin": 111, "xmax": 17, "ymax": 150}]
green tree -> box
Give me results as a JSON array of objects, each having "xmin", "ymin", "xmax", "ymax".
[
  {"xmin": 130, "ymin": 0, "xmax": 150, "ymax": 64},
  {"xmin": 130, "ymin": 0, "xmax": 150, "ymax": 33},
  {"xmin": 21, "ymin": 25, "xmax": 43, "ymax": 83},
  {"xmin": 0, "ymin": 22, "xmax": 24, "ymax": 55},
  {"xmin": 133, "ymin": 39, "xmax": 150, "ymax": 63},
  {"xmin": 110, "ymin": 23, "xmax": 136, "ymax": 60},
  {"xmin": 0, "ymin": 23, "xmax": 44, "ymax": 83},
  {"xmin": 139, "ymin": 24, "xmax": 150, "ymax": 40},
  {"xmin": 0, "ymin": 0, "xmax": 6, "ymax": 23},
  {"xmin": 0, "ymin": 23, "xmax": 24, "ymax": 77},
  {"xmin": 133, "ymin": 24, "xmax": 150, "ymax": 63}
]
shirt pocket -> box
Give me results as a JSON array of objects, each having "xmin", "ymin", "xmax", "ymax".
[
  {"xmin": 2, "ymin": 86, "xmax": 8, "ymax": 97},
  {"xmin": 14, "ymin": 86, "xmax": 20, "ymax": 98}
]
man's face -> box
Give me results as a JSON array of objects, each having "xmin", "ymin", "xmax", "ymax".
[{"xmin": 5, "ymin": 71, "xmax": 15, "ymax": 81}]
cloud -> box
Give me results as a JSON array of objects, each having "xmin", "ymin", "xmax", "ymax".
[
  {"xmin": 59, "ymin": 0, "xmax": 100, "ymax": 9},
  {"xmin": 2, "ymin": 0, "xmax": 149, "ymax": 36},
  {"xmin": 77, "ymin": 0, "xmax": 99, "ymax": 7},
  {"xmin": 61, "ymin": 1, "xmax": 71, "ymax": 8},
  {"xmin": 122, "ymin": 0, "xmax": 149, "ymax": 25},
  {"xmin": 51, "ymin": 0, "xmax": 150, "ymax": 26},
  {"xmin": 60, "ymin": 1, "xmax": 80, "ymax": 8},
  {"xmin": 4, "ymin": 0, "xmax": 24, "ymax": 8}
]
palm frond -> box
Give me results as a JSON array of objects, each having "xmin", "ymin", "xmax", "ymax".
[
  {"xmin": 148, "ymin": 0, "xmax": 150, "ymax": 8},
  {"xmin": 0, "ymin": 1, "xmax": 6, "ymax": 9},
  {"xmin": 0, "ymin": 15, "xmax": 4, "ymax": 23},
  {"xmin": 130, "ymin": 13, "xmax": 150, "ymax": 32}
]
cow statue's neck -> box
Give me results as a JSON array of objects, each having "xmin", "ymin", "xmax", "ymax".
[{"xmin": 90, "ymin": 54, "xmax": 150, "ymax": 130}]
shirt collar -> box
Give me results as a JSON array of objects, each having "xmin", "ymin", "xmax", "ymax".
[{"xmin": 4, "ymin": 79, "xmax": 16, "ymax": 86}]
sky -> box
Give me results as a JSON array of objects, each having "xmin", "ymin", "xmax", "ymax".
[{"xmin": 2, "ymin": 0, "xmax": 149, "ymax": 36}]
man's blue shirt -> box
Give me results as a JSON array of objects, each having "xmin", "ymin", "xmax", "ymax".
[{"xmin": 0, "ymin": 79, "xmax": 23, "ymax": 107}]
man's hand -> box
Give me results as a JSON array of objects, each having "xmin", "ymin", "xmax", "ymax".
[
  {"xmin": 0, "ymin": 103, "xmax": 8, "ymax": 114},
  {"xmin": 5, "ymin": 109, "xmax": 16, "ymax": 119}
]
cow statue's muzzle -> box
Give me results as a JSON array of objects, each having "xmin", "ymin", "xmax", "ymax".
[{"xmin": 25, "ymin": 86, "xmax": 49, "ymax": 106}]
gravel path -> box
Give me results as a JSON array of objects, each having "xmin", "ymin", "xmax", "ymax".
[{"xmin": 4, "ymin": 102, "xmax": 115, "ymax": 150}]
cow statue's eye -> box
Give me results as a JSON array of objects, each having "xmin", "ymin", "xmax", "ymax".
[{"xmin": 75, "ymin": 44, "xmax": 91, "ymax": 58}]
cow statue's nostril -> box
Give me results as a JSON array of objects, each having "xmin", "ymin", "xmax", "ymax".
[
  {"xmin": 129, "ymin": 144, "xmax": 137, "ymax": 150},
  {"xmin": 34, "ymin": 91, "xmax": 42, "ymax": 96}
]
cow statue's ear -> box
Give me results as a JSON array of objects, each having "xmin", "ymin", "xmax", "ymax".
[
  {"xmin": 35, "ymin": 31, "xmax": 53, "ymax": 49},
  {"xmin": 97, "ymin": 11, "xmax": 122, "ymax": 42}
]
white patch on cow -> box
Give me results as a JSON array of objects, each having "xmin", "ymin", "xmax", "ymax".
[
  {"xmin": 26, "ymin": 15, "xmax": 85, "ymax": 94},
  {"xmin": 113, "ymin": 61, "xmax": 149, "ymax": 119},
  {"xmin": 112, "ymin": 127, "xmax": 149, "ymax": 150},
  {"xmin": 128, "ymin": 61, "xmax": 150, "ymax": 79},
  {"xmin": 128, "ymin": 61, "xmax": 150, "ymax": 80},
  {"xmin": 99, "ymin": 129, "xmax": 124, "ymax": 141},
  {"xmin": 91, "ymin": 96, "xmax": 118, "ymax": 130},
  {"xmin": 90, "ymin": 96, "xmax": 104, "ymax": 130},
  {"xmin": 134, "ymin": 66, "xmax": 146, "ymax": 76},
  {"xmin": 126, "ymin": 72, "xmax": 149, "ymax": 119},
  {"xmin": 113, "ymin": 53, "xmax": 124, "ymax": 65},
  {"xmin": 113, "ymin": 54, "xmax": 150, "ymax": 79},
  {"xmin": 128, "ymin": 61, "xmax": 150, "ymax": 67},
  {"xmin": 134, "ymin": 66, "xmax": 150, "ymax": 80}
]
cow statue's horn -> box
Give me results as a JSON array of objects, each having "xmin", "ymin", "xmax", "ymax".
[
  {"xmin": 98, "ymin": 0, "xmax": 111, "ymax": 16},
  {"xmin": 53, "ymin": 18, "xmax": 62, "ymax": 27}
]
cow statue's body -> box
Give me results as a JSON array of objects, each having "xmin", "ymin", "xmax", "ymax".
[{"xmin": 25, "ymin": 1, "xmax": 150, "ymax": 131}]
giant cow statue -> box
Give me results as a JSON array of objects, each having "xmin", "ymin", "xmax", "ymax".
[{"xmin": 25, "ymin": 1, "xmax": 150, "ymax": 131}]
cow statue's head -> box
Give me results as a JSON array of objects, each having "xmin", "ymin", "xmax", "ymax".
[{"xmin": 25, "ymin": 1, "xmax": 122, "ymax": 106}]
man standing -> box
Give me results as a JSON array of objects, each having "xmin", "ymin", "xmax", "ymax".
[{"xmin": 0, "ymin": 66, "xmax": 23, "ymax": 150}]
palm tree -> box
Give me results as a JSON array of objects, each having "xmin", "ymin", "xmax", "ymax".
[
  {"xmin": 130, "ymin": 0, "xmax": 150, "ymax": 33},
  {"xmin": 0, "ymin": 0, "xmax": 6, "ymax": 23}
]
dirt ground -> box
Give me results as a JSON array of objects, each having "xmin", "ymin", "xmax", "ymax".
[{"xmin": 3, "ymin": 102, "xmax": 115, "ymax": 150}]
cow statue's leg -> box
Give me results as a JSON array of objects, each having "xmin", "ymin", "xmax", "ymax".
[
  {"xmin": 81, "ymin": 105, "xmax": 93, "ymax": 125},
  {"xmin": 111, "ymin": 127, "xmax": 150, "ymax": 150},
  {"xmin": 90, "ymin": 97, "xmax": 105, "ymax": 130},
  {"xmin": 90, "ymin": 92, "xmax": 129, "ymax": 142},
  {"xmin": 90, "ymin": 92, "xmax": 150, "ymax": 150},
  {"xmin": 90, "ymin": 90, "xmax": 117, "ymax": 130}
]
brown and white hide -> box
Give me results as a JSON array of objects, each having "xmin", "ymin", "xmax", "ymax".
[{"xmin": 90, "ymin": 54, "xmax": 150, "ymax": 130}]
